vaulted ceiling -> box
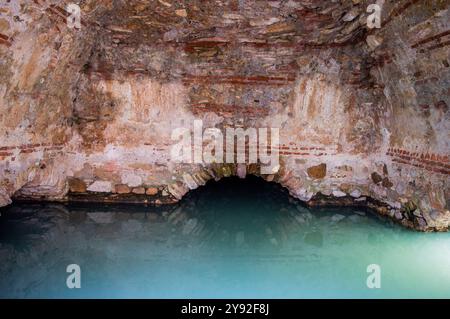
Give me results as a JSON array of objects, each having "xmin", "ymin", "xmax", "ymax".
[{"xmin": 93, "ymin": 0, "xmax": 370, "ymax": 46}]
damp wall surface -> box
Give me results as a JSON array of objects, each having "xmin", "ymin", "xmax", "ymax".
[{"xmin": 0, "ymin": 0, "xmax": 448, "ymax": 231}]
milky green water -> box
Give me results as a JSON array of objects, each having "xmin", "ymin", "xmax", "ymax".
[{"xmin": 0, "ymin": 176, "xmax": 449, "ymax": 299}]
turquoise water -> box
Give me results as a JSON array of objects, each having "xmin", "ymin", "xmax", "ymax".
[{"xmin": 0, "ymin": 176, "xmax": 449, "ymax": 299}]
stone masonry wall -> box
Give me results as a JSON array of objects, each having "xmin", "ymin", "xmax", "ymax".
[
  {"xmin": 0, "ymin": 0, "xmax": 104, "ymax": 205},
  {"xmin": 0, "ymin": 0, "xmax": 448, "ymax": 231},
  {"xmin": 368, "ymin": 0, "xmax": 450, "ymax": 229}
]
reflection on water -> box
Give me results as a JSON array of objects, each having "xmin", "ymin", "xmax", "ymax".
[{"xmin": 0, "ymin": 176, "xmax": 449, "ymax": 298}]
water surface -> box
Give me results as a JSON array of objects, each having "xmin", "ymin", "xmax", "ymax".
[{"xmin": 0, "ymin": 176, "xmax": 449, "ymax": 298}]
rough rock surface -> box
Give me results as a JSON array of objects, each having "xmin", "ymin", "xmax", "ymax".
[{"xmin": 0, "ymin": 0, "xmax": 449, "ymax": 231}]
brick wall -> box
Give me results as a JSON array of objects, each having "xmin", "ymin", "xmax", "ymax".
[{"xmin": 387, "ymin": 148, "xmax": 450, "ymax": 175}]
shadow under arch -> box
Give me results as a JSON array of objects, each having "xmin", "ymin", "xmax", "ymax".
[{"xmin": 162, "ymin": 174, "xmax": 395, "ymax": 249}]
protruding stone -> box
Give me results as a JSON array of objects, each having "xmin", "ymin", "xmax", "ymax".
[
  {"xmin": 168, "ymin": 182, "xmax": 189, "ymax": 200},
  {"xmin": 115, "ymin": 184, "xmax": 131, "ymax": 194},
  {"xmin": 132, "ymin": 187, "xmax": 146, "ymax": 195},
  {"xmin": 295, "ymin": 188, "xmax": 314, "ymax": 202},
  {"xmin": 121, "ymin": 172, "xmax": 142, "ymax": 188},
  {"xmin": 146, "ymin": 187, "xmax": 159, "ymax": 196},
  {"xmin": 417, "ymin": 217, "xmax": 427, "ymax": 228},
  {"xmin": 350, "ymin": 189, "xmax": 362, "ymax": 198},
  {"xmin": 405, "ymin": 200, "xmax": 417, "ymax": 212},
  {"xmin": 175, "ymin": 9, "xmax": 187, "ymax": 17},
  {"xmin": 429, "ymin": 209, "xmax": 440, "ymax": 221},
  {"xmin": 342, "ymin": 8, "xmax": 359, "ymax": 22},
  {"xmin": 222, "ymin": 13, "xmax": 243, "ymax": 20},
  {"xmin": 158, "ymin": 0, "xmax": 172, "ymax": 7},
  {"xmin": 413, "ymin": 209, "xmax": 423, "ymax": 218},
  {"xmin": 366, "ymin": 35, "xmax": 383, "ymax": 50},
  {"xmin": 237, "ymin": 164, "xmax": 247, "ymax": 179},
  {"xmin": 183, "ymin": 173, "xmax": 198, "ymax": 190},
  {"xmin": 222, "ymin": 166, "xmax": 233, "ymax": 177},
  {"xmin": 307, "ymin": 164, "xmax": 327, "ymax": 179},
  {"xmin": 87, "ymin": 181, "xmax": 113, "ymax": 193},
  {"xmin": 191, "ymin": 172, "xmax": 208, "ymax": 187},
  {"xmin": 371, "ymin": 172, "xmax": 383, "ymax": 184},
  {"xmin": 339, "ymin": 183, "xmax": 351, "ymax": 192},
  {"xmin": 249, "ymin": 17, "xmax": 280, "ymax": 27},
  {"xmin": 333, "ymin": 190, "xmax": 347, "ymax": 198},
  {"xmin": 387, "ymin": 201, "xmax": 401, "ymax": 209},
  {"xmin": 68, "ymin": 178, "xmax": 87, "ymax": 193},
  {"xmin": 263, "ymin": 22, "xmax": 295, "ymax": 34},
  {"xmin": 0, "ymin": 188, "xmax": 11, "ymax": 207},
  {"xmin": 382, "ymin": 177, "xmax": 393, "ymax": 188}
]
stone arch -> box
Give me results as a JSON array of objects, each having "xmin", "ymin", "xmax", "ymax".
[{"xmin": 164, "ymin": 162, "xmax": 449, "ymax": 232}]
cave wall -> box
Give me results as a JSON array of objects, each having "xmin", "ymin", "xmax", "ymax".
[
  {"xmin": 66, "ymin": 1, "xmax": 384, "ymax": 208},
  {"xmin": 369, "ymin": 0, "xmax": 450, "ymax": 227},
  {"xmin": 0, "ymin": 0, "xmax": 448, "ymax": 231},
  {"xmin": 0, "ymin": 0, "xmax": 102, "ymax": 205}
]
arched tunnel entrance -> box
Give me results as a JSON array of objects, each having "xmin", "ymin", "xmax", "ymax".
[
  {"xmin": 173, "ymin": 175, "xmax": 368, "ymax": 250},
  {"xmin": 173, "ymin": 175, "xmax": 380, "ymax": 248}
]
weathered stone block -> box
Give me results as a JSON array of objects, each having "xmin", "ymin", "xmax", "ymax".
[
  {"xmin": 382, "ymin": 177, "xmax": 393, "ymax": 188},
  {"xmin": 132, "ymin": 187, "xmax": 146, "ymax": 195},
  {"xmin": 371, "ymin": 172, "xmax": 383, "ymax": 184},
  {"xmin": 146, "ymin": 187, "xmax": 159, "ymax": 196},
  {"xmin": 68, "ymin": 178, "xmax": 87, "ymax": 193},
  {"xmin": 115, "ymin": 184, "xmax": 131, "ymax": 194},
  {"xmin": 87, "ymin": 181, "xmax": 113, "ymax": 193},
  {"xmin": 307, "ymin": 164, "xmax": 327, "ymax": 179}
]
